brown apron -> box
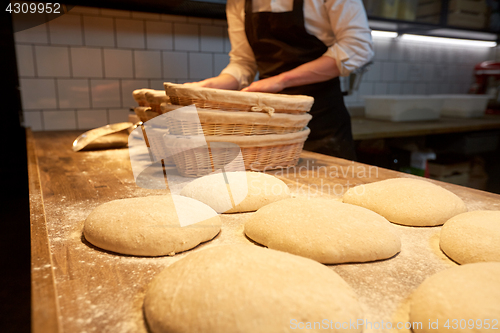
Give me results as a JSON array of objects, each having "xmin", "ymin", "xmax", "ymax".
[{"xmin": 244, "ymin": 0, "xmax": 356, "ymax": 160}]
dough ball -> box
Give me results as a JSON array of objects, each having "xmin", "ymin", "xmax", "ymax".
[
  {"xmin": 244, "ymin": 198, "xmax": 401, "ymax": 264},
  {"xmin": 83, "ymin": 195, "xmax": 220, "ymax": 256},
  {"xmin": 180, "ymin": 171, "xmax": 290, "ymax": 213},
  {"xmin": 342, "ymin": 178, "xmax": 467, "ymax": 226},
  {"xmin": 144, "ymin": 244, "xmax": 363, "ymax": 333},
  {"xmin": 409, "ymin": 262, "xmax": 500, "ymax": 333},
  {"xmin": 440, "ymin": 210, "xmax": 500, "ymax": 264}
]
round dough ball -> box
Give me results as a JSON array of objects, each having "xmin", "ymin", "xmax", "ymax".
[
  {"xmin": 342, "ymin": 178, "xmax": 467, "ymax": 226},
  {"xmin": 84, "ymin": 195, "xmax": 220, "ymax": 256},
  {"xmin": 244, "ymin": 198, "xmax": 401, "ymax": 264},
  {"xmin": 409, "ymin": 262, "xmax": 500, "ymax": 333},
  {"xmin": 440, "ymin": 210, "xmax": 500, "ymax": 264},
  {"xmin": 180, "ymin": 171, "xmax": 290, "ymax": 213},
  {"xmin": 144, "ymin": 244, "xmax": 363, "ymax": 333}
]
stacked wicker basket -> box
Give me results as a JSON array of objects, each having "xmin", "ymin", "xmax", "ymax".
[
  {"xmin": 161, "ymin": 82, "xmax": 314, "ymax": 177},
  {"xmin": 131, "ymin": 83, "xmax": 314, "ymax": 177}
]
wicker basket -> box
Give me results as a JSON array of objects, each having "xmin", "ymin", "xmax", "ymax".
[
  {"xmin": 164, "ymin": 82, "xmax": 314, "ymax": 115},
  {"xmin": 162, "ymin": 128, "xmax": 310, "ymax": 177},
  {"xmin": 160, "ymin": 104, "xmax": 312, "ymax": 136},
  {"xmin": 143, "ymin": 127, "xmax": 175, "ymax": 166}
]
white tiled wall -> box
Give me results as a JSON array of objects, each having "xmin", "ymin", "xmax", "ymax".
[
  {"xmin": 14, "ymin": 5, "xmax": 496, "ymax": 131},
  {"xmin": 344, "ymin": 37, "xmax": 495, "ymax": 107},
  {"xmin": 14, "ymin": 6, "xmax": 230, "ymax": 131}
]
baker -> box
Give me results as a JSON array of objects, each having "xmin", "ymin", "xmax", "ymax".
[{"xmin": 188, "ymin": 0, "xmax": 374, "ymax": 160}]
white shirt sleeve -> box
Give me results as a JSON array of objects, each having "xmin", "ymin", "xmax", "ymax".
[
  {"xmin": 220, "ymin": 0, "xmax": 258, "ymax": 90},
  {"xmin": 321, "ymin": 0, "xmax": 374, "ymax": 77}
]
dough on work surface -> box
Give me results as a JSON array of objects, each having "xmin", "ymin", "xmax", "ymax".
[
  {"xmin": 409, "ymin": 262, "xmax": 500, "ymax": 333},
  {"xmin": 244, "ymin": 198, "xmax": 401, "ymax": 264},
  {"xmin": 83, "ymin": 195, "xmax": 220, "ymax": 256},
  {"xmin": 440, "ymin": 210, "xmax": 500, "ymax": 264},
  {"xmin": 342, "ymin": 178, "xmax": 467, "ymax": 226},
  {"xmin": 144, "ymin": 244, "xmax": 363, "ymax": 333},
  {"xmin": 180, "ymin": 171, "xmax": 290, "ymax": 213}
]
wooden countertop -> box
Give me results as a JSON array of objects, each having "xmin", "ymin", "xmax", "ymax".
[
  {"xmin": 351, "ymin": 114, "xmax": 500, "ymax": 140},
  {"xmin": 29, "ymin": 130, "xmax": 500, "ymax": 333}
]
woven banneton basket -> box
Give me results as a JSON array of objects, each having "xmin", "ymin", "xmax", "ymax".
[
  {"xmin": 164, "ymin": 82, "xmax": 314, "ymax": 115},
  {"xmin": 160, "ymin": 104, "xmax": 312, "ymax": 136},
  {"xmin": 145, "ymin": 90, "xmax": 169, "ymax": 113},
  {"xmin": 143, "ymin": 127, "xmax": 175, "ymax": 166},
  {"xmin": 162, "ymin": 128, "xmax": 310, "ymax": 177}
]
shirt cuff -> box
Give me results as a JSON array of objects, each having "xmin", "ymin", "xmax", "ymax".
[
  {"xmin": 323, "ymin": 45, "xmax": 351, "ymax": 77},
  {"xmin": 221, "ymin": 64, "xmax": 251, "ymax": 90}
]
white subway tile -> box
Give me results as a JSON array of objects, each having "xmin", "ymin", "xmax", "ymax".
[
  {"xmin": 57, "ymin": 79, "xmax": 90, "ymax": 109},
  {"xmin": 364, "ymin": 61, "xmax": 381, "ymax": 81},
  {"xmin": 134, "ymin": 50, "xmax": 162, "ymax": 78},
  {"xmin": 395, "ymin": 62, "xmax": 409, "ymax": 81},
  {"xmin": 71, "ymin": 47, "xmax": 103, "ymax": 78},
  {"xmin": 35, "ymin": 45, "xmax": 70, "ymax": 77},
  {"xmin": 43, "ymin": 110, "xmax": 77, "ymax": 130},
  {"xmin": 100, "ymin": 8, "xmax": 131, "ymax": 18},
  {"xmin": 402, "ymin": 82, "xmax": 415, "ymax": 94},
  {"xmin": 161, "ymin": 14, "xmax": 187, "ymax": 22},
  {"xmin": 415, "ymin": 83, "xmax": 426, "ymax": 94},
  {"xmin": 108, "ymin": 109, "xmax": 130, "ymax": 123},
  {"xmin": 374, "ymin": 39, "xmax": 391, "ymax": 61},
  {"xmin": 373, "ymin": 82, "xmax": 388, "ymax": 94},
  {"xmin": 381, "ymin": 62, "xmax": 396, "ymax": 81},
  {"xmin": 162, "ymin": 51, "xmax": 188, "ymax": 78},
  {"xmin": 103, "ymin": 49, "xmax": 133, "ymax": 78},
  {"xmin": 422, "ymin": 63, "xmax": 434, "ymax": 82},
  {"xmin": 20, "ymin": 78, "xmax": 57, "ymax": 109},
  {"xmin": 451, "ymin": 83, "xmax": 462, "ymax": 93},
  {"xmin": 200, "ymin": 25, "xmax": 224, "ymax": 52},
  {"xmin": 15, "ymin": 45, "xmax": 35, "ymax": 77},
  {"xmin": 132, "ymin": 12, "xmax": 161, "ymax": 20},
  {"xmin": 388, "ymin": 82, "xmax": 401, "ymax": 94},
  {"xmin": 174, "ymin": 23, "xmax": 199, "ymax": 51},
  {"xmin": 149, "ymin": 80, "xmax": 169, "ymax": 90},
  {"xmin": 23, "ymin": 111, "xmax": 43, "ymax": 131},
  {"xmin": 48, "ymin": 14, "xmax": 83, "ymax": 46},
  {"xmin": 14, "ymin": 23, "xmax": 48, "ymax": 44},
  {"xmin": 91, "ymin": 79, "xmax": 121, "ymax": 108},
  {"xmin": 388, "ymin": 41, "xmax": 403, "ymax": 62},
  {"xmin": 146, "ymin": 21, "xmax": 173, "ymax": 50},
  {"xmin": 358, "ymin": 81, "xmax": 374, "ymax": 97},
  {"xmin": 188, "ymin": 17, "xmax": 212, "ymax": 24},
  {"xmin": 427, "ymin": 83, "xmax": 440, "ymax": 94},
  {"xmin": 83, "ymin": 16, "xmax": 115, "ymax": 47},
  {"xmin": 116, "ymin": 19, "xmax": 145, "ymax": 49},
  {"xmin": 408, "ymin": 64, "xmax": 423, "ymax": 82},
  {"xmin": 77, "ymin": 109, "xmax": 108, "ymax": 129},
  {"xmin": 214, "ymin": 53, "xmax": 230, "ymax": 75},
  {"xmin": 121, "ymin": 79, "xmax": 150, "ymax": 107},
  {"xmin": 67, "ymin": 6, "xmax": 100, "ymax": 15},
  {"xmin": 433, "ymin": 65, "xmax": 448, "ymax": 82},
  {"xmin": 189, "ymin": 53, "xmax": 213, "ymax": 79}
]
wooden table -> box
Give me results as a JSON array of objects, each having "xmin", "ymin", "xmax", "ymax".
[
  {"xmin": 351, "ymin": 114, "xmax": 500, "ymax": 140},
  {"xmin": 29, "ymin": 130, "xmax": 500, "ymax": 333}
]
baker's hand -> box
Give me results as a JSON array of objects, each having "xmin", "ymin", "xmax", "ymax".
[
  {"xmin": 241, "ymin": 75, "xmax": 285, "ymax": 93},
  {"xmin": 184, "ymin": 74, "xmax": 239, "ymax": 90}
]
